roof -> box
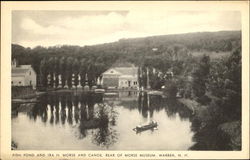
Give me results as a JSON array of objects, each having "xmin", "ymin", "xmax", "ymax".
[
  {"xmin": 12, "ymin": 65, "xmax": 34, "ymax": 76},
  {"xmin": 102, "ymin": 67, "xmax": 138, "ymax": 76},
  {"xmin": 112, "ymin": 67, "xmax": 138, "ymax": 76},
  {"xmin": 19, "ymin": 65, "xmax": 32, "ymax": 69},
  {"xmin": 12, "ymin": 68, "xmax": 29, "ymax": 75},
  {"xmin": 119, "ymin": 75, "xmax": 135, "ymax": 78}
]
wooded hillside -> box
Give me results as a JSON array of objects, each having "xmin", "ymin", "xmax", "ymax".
[{"xmin": 12, "ymin": 30, "xmax": 241, "ymax": 75}]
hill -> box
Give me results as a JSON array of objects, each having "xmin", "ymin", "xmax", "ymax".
[{"xmin": 12, "ymin": 30, "xmax": 241, "ymax": 75}]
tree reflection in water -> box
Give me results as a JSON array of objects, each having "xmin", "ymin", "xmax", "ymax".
[
  {"xmin": 77, "ymin": 94, "xmax": 119, "ymax": 148},
  {"xmin": 91, "ymin": 103, "xmax": 119, "ymax": 149},
  {"xmin": 27, "ymin": 92, "xmax": 119, "ymax": 148},
  {"xmin": 164, "ymin": 99, "xmax": 192, "ymax": 120},
  {"xmin": 137, "ymin": 92, "xmax": 192, "ymax": 122},
  {"xmin": 25, "ymin": 91, "xmax": 195, "ymax": 149}
]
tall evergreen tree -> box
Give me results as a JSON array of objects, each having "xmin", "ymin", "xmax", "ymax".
[{"xmin": 192, "ymin": 55, "xmax": 210, "ymax": 103}]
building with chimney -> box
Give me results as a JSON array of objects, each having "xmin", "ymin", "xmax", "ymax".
[{"xmin": 11, "ymin": 59, "xmax": 37, "ymax": 89}]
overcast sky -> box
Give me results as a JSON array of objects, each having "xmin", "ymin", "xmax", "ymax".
[{"xmin": 12, "ymin": 10, "xmax": 241, "ymax": 48}]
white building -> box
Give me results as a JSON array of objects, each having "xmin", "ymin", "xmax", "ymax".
[
  {"xmin": 101, "ymin": 67, "xmax": 138, "ymax": 89},
  {"xmin": 11, "ymin": 59, "xmax": 37, "ymax": 89}
]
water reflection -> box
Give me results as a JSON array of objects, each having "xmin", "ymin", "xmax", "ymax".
[
  {"xmin": 12, "ymin": 91, "xmax": 195, "ymax": 150},
  {"xmin": 26, "ymin": 92, "xmax": 118, "ymax": 148}
]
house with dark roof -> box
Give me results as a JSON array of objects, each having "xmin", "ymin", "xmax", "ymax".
[
  {"xmin": 11, "ymin": 59, "xmax": 37, "ymax": 89},
  {"xmin": 101, "ymin": 66, "xmax": 138, "ymax": 89}
]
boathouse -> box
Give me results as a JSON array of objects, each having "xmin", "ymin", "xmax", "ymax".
[{"xmin": 101, "ymin": 66, "xmax": 138, "ymax": 89}]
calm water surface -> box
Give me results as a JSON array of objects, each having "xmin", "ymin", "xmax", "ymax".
[{"xmin": 12, "ymin": 91, "xmax": 195, "ymax": 150}]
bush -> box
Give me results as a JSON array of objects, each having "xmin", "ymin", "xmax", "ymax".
[
  {"xmin": 163, "ymin": 80, "xmax": 177, "ymax": 98},
  {"xmin": 196, "ymin": 95, "xmax": 211, "ymax": 105}
]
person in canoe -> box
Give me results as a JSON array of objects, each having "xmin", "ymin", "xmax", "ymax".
[{"xmin": 134, "ymin": 120, "xmax": 158, "ymax": 132}]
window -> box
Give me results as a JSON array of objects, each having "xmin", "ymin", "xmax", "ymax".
[
  {"xmin": 29, "ymin": 71, "xmax": 31, "ymax": 75},
  {"xmin": 19, "ymin": 81, "xmax": 21, "ymax": 84},
  {"xmin": 30, "ymin": 81, "xmax": 32, "ymax": 85},
  {"xmin": 11, "ymin": 81, "xmax": 13, "ymax": 84}
]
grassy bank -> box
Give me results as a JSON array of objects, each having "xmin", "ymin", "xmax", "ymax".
[{"xmin": 177, "ymin": 98, "xmax": 207, "ymax": 115}]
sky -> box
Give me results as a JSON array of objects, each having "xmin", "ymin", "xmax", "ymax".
[{"xmin": 12, "ymin": 10, "xmax": 241, "ymax": 48}]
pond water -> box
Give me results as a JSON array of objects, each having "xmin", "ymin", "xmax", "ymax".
[{"xmin": 12, "ymin": 91, "xmax": 196, "ymax": 150}]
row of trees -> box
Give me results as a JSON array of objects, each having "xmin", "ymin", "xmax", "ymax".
[
  {"xmin": 39, "ymin": 56, "xmax": 175, "ymax": 89},
  {"xmin": 33, "ymin": 42, "xmax": 193, "ymax": 89},
  {"xmin": 40, "ymin": 56, "xmax": 107, "ymax": 88}
]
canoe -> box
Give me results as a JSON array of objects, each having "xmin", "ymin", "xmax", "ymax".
[
  {"xmin": 104, "ymin": 92, "xmax": 118, "ymax": 96},
  {"xmin": 133, "ymin": 121, "xmax": 158, "ymax": 132},
  {"xmin": 94, "ymin": 89, "xmax": 105, "ymax": 93},
  {"xmin": 147, "ymin": 91, "xmax": 163, "ymax": 96}
]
